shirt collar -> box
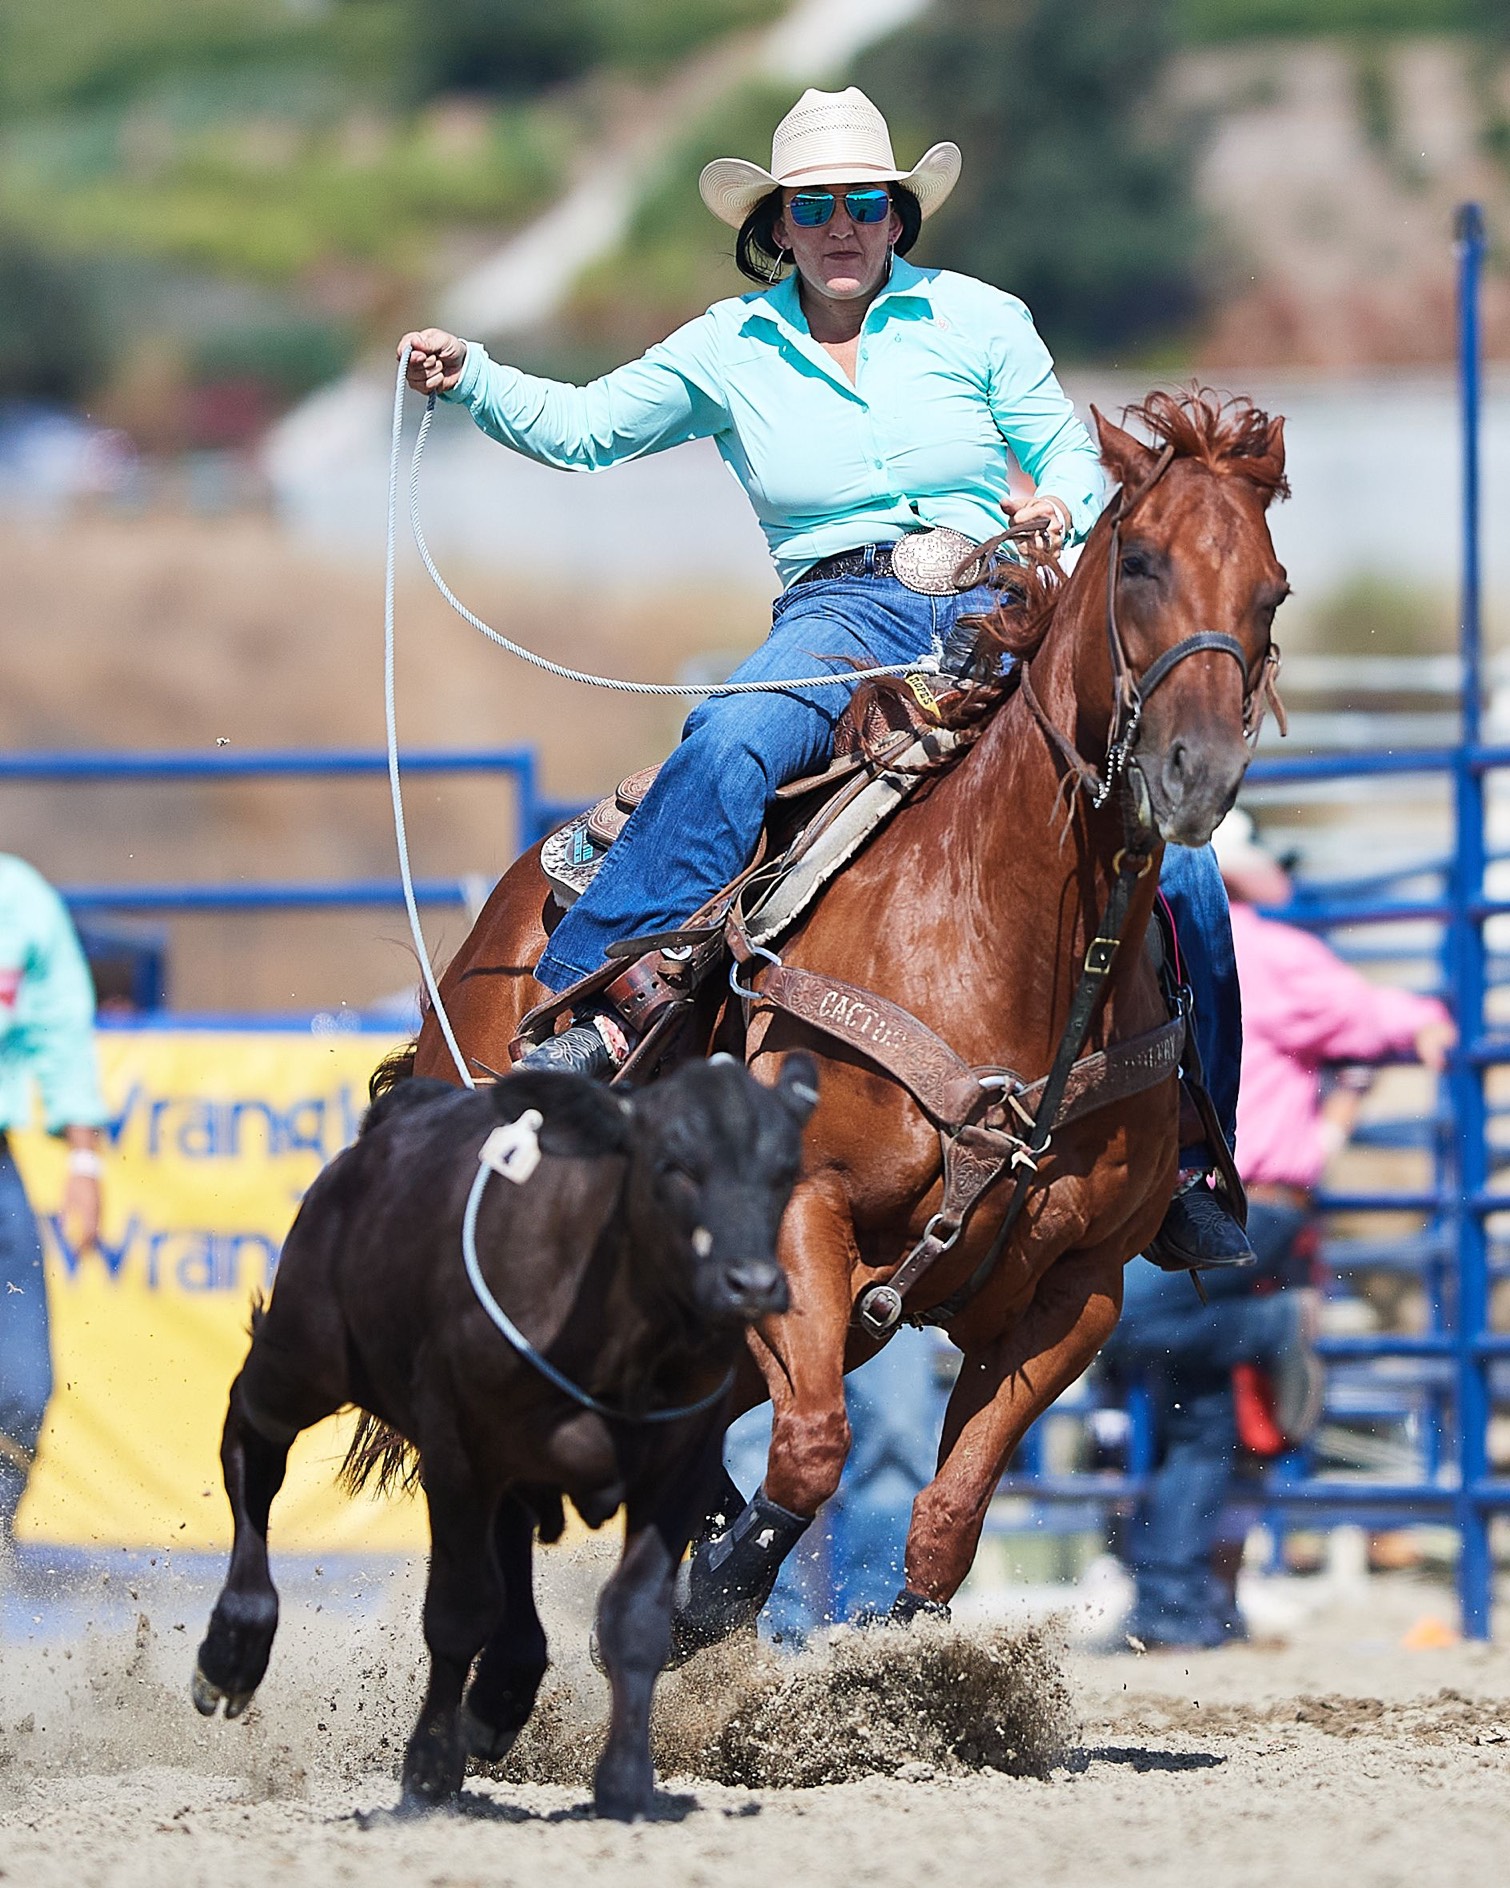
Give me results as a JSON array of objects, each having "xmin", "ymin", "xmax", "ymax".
[{"xmin": 743, "ymin": 254, "xmax": 936, "ymax": 343}]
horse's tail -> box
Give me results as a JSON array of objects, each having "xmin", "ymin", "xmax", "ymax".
[
  {"xmin": 338, "ymin": 1411, "xmax": 423, "ymax": 1500},
  {"xmin": 369, "ymin": 1041, "xmax": 417, "ymax": 1102}
]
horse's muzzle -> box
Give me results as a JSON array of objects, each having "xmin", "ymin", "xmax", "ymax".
[{"xmin": 1147, "ymin": 730, "xmax": 1247, "ymax": 847}]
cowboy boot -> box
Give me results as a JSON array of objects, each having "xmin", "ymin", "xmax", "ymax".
[
  {"xmin": 515, "ymin": 1006, "xmax": 633, "ymax": 1078},
  {"xmin": 1145, "ymin": 1172, "xmax": 1255, "ymax": 1272}
]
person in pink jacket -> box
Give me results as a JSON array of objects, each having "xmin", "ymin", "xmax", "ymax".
[
  {"xmin": 1220, "ymin": 810, "xmax": 1455, "ymax": 1200},
  {"xmin": 1103, "ymin": 811, "xmax": 1453, "ymax": 1649}
]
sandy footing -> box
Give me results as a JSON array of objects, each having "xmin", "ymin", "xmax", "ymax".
[{"xmin": 2, "ymin": 1547, "xmax": 1507, "ymax": 1888}]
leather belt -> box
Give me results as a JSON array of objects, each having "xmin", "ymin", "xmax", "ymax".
[
  {"xmin": 795, "ymin": 543, "xmax": 904, "ymax": 586},
  {"xmin": 794, "ymin": 528, "xmax": 995, "ymax": 597}
]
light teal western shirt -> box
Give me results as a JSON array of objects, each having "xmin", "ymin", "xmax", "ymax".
[
  {"xmin": 445, "ymin": 257, "xmax": 1106, "ymax": 589},
  {"xmin": 0, "ymin": 855, "xmax": 106, "ymax": 1136}
]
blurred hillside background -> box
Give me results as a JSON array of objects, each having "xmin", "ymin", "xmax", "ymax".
[{"xmin": 2, "ymin": 0, "xmax": 1509, "ymax": 1011}]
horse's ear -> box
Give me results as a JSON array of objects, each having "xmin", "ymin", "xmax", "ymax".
[
  {"xmin": 1249, "ymin": 411, "xmax": 1289, "ymax": 508},
  {"xmin": 1091, "ymin": 405, "xmax": 1157, "ymax": 491}
]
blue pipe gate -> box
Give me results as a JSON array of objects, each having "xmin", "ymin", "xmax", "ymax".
[{"xmin": 0, "ymin": 208, "xmax": 1499, "ymax": 1630}]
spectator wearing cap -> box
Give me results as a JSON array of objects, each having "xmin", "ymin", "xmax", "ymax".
[{"xmin": 1102, "ymin": 812, "xmax": 1453, "ymax": 1649}]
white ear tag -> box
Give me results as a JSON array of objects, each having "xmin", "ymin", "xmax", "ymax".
[{"xmin": 478, "ymin": 1110, "xmax": 544, "ymax": 1185}]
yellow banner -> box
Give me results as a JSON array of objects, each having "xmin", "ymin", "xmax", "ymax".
[{"xmin": 11, "ymin": 1029, "xmax": 429, "ymax": 1552}]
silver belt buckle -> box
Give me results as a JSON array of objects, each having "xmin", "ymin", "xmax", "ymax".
[{"xmin": 889, "ymin": 526, "xmax": 987, "ymax": 596}]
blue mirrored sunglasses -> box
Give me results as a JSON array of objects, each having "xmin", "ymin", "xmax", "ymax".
[{"xmin": 787, "ymin": 187, "xmax": 892, "ymax": 228}]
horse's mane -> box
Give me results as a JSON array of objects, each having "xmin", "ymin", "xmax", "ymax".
[
  {"xmin": 1125, "ymin": 386, "xmax": 1290, "ymax": 504},
  {"xmin": 845, "ymin": 547, "xmax": 1062, "ymax": 754}
]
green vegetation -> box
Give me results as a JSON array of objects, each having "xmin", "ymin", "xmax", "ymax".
[
  {"xmin": 535, "ymin": 82, "xmax": 797, "ymax": 378},
  {"xmin": 859, "ymin": 0, "xmax": 1203, "ymax": 360},
  {"xmin": 1177, "ymin": 0, "xmax": 1478, "ymax": 39},
  {"xmin": 0, "ymin": 0, "xmax": 1500, "ymax": 418},
  {"xmin": 412, "ymin": 0, "xmax": 786, "ymax": 95},
  {"xmin": 0, "ymin": 230, "xmax": 105, "ymax": 401},
  {"xmin": 1308, "ymin": 575, "xmax": 1455, "ymax": 654},
  {"xmin": 0, "ymin": 102, "xmax": 570, "ymax": 284}
]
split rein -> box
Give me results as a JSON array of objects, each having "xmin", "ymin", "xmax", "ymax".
[{"xmin": 1018, "ymin": 442, "xmax": 1287, "ymax": 813}]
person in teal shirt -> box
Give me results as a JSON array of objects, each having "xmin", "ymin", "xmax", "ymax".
[
  {"xmin": 0, "ymin": 853, "xmax": 107, "ymax": 1553},
  {"xmin": 400, "ymin": 86, "xmax": 1249, "ymax": 1270}
]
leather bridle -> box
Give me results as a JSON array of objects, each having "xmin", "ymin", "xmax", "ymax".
[{"xmin": 1020, "ymin": 441, "xmax": 1285, "ymax": 812}]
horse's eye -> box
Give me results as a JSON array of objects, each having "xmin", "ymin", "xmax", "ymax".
[{"xmin": 1120, "ymin": 549, "xmax": 1155, "ymax": 580}]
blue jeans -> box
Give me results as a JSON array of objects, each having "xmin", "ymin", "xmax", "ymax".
[
  {"xmin": 0, "ymin": 1143, "xmax": 52, "ymax": 1531},
  {"xmin": 725, "ymin": 1327, "xmax": 946, "ymax": 1641},
  {"xmin": 535, "ymin": 565, "xmax": 1238, "ymax": 1152},
  {"xmin": 538, "ymin": 566, "xmax": 996, "ymax": 989},
  {"xmin": 1157, "ymin": 843, "xmax": 1240, "ymax": 1155},
  {"xmin": 1103, "ymin": 1203, "xmax": 1308, "ymax": 1646}
]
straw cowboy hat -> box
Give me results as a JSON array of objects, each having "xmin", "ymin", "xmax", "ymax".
[{"xmin": 699, "ymin": 87, "xmax": 962, "ymax": 229}]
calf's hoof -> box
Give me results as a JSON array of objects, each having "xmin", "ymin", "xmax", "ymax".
[
  {"xmin": 593, "ymin": 1750, "xmax": 654, "ymax": 1823},
  {"xmin": 190, "ymin": 1663, "xmax": 257, "ymax": 1720},
  {"xmin": 459, "ymin": 1699, "xmax": 522, "ymax": 1765},
  {"xmin": 194, "ymin": 1590, "xmax": 278, "ymax": 1711},
  {"xmin": 401, "ymin": 1729, "xmax": 466, "ymax": 1807}
]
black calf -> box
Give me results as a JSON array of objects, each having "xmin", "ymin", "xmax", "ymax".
[{"xmin": 192, "ymin": 1054, "xmax": 816, "ymax": 1820}]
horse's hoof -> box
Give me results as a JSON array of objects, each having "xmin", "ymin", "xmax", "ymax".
[{"xmin": 890, "ymin": 1590, "xmax": 951, "ymax": 1627}]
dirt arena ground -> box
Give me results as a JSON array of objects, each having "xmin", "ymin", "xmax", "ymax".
[{"xmin": 3, "ymin": 1546, "xmax": 1509, "ymax": 1888}]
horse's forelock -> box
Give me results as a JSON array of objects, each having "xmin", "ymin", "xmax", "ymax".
[{"xmin": 1125, "ymin": 386, "xmax": 1290, "ymax": 504}]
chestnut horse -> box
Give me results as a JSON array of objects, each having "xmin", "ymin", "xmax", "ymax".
[{"xmin": 406, "ymin": 391, "xmax": 1289, "ymax": 1620}]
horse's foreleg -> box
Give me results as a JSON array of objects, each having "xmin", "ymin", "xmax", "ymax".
[
  {"xmin": 903, "ymin": 1246, "xmax": 1125, "ymax": 1608},
  {"xmin": 460, "ymin": 1495, "xmax": 549, "ymax": 1765},
  {"xmin": 595, "ymin": 1424, "xmax": 725, "ymax": 1821},
  {"xmin": 670, "ymin": 1183, "xmax": 855, "ymax": 1657},
  {"xmin": 402, "ymin": 1461, "xmax": 503, "ymax": 1808},
  {"xmin": 193, "ymin": 1365, "xmax": 329, "ymax": 1719}
]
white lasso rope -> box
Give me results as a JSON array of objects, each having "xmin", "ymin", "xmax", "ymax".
[
  {"xmin": 397, "ymin": 348, "xmax": 935, "ymax": 696},
  {"xmin": 386, "ymin": 355, "xmax": 477, "ymax": 1085}
]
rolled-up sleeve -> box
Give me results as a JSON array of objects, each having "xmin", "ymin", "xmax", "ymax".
[
  {"xmin": 986, "ymin": 295, "xmax": 1106, "ymax": 541},
  {"xmin": 14, "ymin": 878, "xmax": 106, "ymax": 1135},
  {"xmin": 444, "ymin": 314, "xmax": 729, "ymax": 471}
]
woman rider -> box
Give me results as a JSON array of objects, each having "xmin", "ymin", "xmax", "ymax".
[{"xmin": 400, "ymin": 86, "xmax": 1248, "ymax": 1269}]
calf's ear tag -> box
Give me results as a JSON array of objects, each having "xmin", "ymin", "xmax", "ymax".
[{"xmin": 479, "ymin": 1109, "xmax": 544, "ymax": 1185}]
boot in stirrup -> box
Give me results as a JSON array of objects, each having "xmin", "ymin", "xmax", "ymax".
[
  {"xmin": 1145, "ymin": 1171, "xmax": 1255, "ymax": 1272},
  {"xmin": 515, "ymin": 1006, "xmax": 635, "ymax": 1079}
]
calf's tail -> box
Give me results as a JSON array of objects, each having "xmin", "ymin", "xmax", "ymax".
[{"xmin": 338, "ymin": 1412, "xmax": 422, "ymax": 1499}]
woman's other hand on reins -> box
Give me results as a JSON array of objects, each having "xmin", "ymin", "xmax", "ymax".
[
  {"xmin": 400, "ymin": 329, "xmax": 468, "ymax": 395},
  {"xmin": 1002, "ymin": 492, "xmax": 1070, "ymax": 552}
]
